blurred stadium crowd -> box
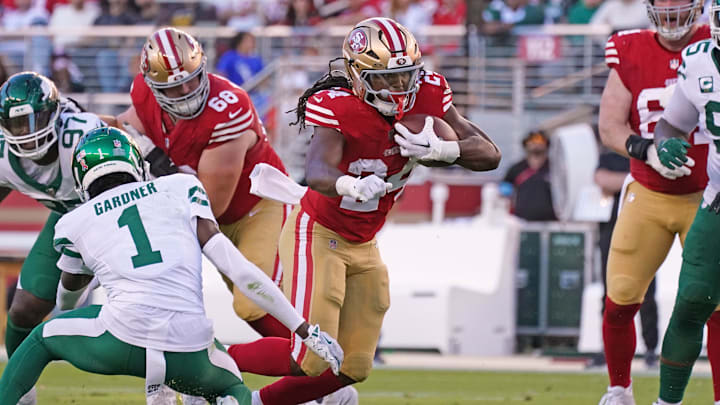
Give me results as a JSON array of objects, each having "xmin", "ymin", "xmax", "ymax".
[{"xmin": 0, "ymin": 0, "xmax": 689, "ymax": 95}]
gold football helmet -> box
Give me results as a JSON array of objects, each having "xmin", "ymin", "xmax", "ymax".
[
  {"xmin": 140, "ymin": 27, "xmax": 210, "ymax": 119},
  {"xmin": 342, "ymin": 17, "xmax": 423, "ymax": 117}
]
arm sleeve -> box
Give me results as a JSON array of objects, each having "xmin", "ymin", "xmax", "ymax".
[
  {"xmin": 185, "ymin": 176, "xmax": 217, "ymax": 223},
  {"xmin": 663, "ymin": 82, "xmax": 699, "ymax": 134},
  {"xmin": 202, "ymin": 232, "xmax": 304, "ymax": 332}
]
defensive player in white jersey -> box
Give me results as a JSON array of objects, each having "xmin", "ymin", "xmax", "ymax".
[
  {"xmin": 649, "ymin": 2, "xmax": 720, "ymax": 403},
  {"xmin": 0, "ymin": 72, "xmax": 107, "ymax": 405},
  {"xmin": 0, "ymin": 127, "xmax": 344, "ymax": 404}
]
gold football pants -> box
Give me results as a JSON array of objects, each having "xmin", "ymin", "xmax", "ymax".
[{"xmin": 279, "ymin": 206, "xmax": 390, "ymax": 382}]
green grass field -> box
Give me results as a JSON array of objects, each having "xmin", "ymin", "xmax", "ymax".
[{"xmin": 0, "ymin": 362, "xmax": 715, "ymax": 404}]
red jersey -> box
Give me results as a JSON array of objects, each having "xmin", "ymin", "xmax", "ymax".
[
  {"xmin": 130, "ymin": 73, "xmax": 286, "ymax": 224},
  {"xmin": 605, "ymin": 27, "xmax": 709, "ymax": 194},
  {"xmin": 301, "ymin": 70, "xmax": 454, "ymax": 243}
]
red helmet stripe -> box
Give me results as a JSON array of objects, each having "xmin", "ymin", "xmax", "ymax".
[
  {"xmin": 386, "ymin": 19, "xmax": 407, "ymax": 50},
  {"xmin": 154, "ymin": 32, "xmax": 174, "ymax": 71},
  {"xmin": 163, "ymin": 29, "xmax": 183, "ymax": 71},
  {"xmin": 373, "ymin": 18, "xmax": 403, "ymax": 53},
  {"xmin": 163, "ymin": 30, "xmax": 186, "ymax": 73}
]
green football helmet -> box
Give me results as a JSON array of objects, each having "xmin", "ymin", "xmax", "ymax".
[
  {"xmin": 0, "ymin": 72, "xmax": 61, "ymax": 160},
  {"xmin": 72, "ymin": 127, "xmax": 147, "ymax": 201}
]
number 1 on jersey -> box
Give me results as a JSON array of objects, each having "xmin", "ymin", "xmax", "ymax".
[{"xmin": 117, "ymin": 205, "xmax": 163, "ymax": 268}]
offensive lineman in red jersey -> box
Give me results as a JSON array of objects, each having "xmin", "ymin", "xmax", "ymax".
[
  {"xmin": 103, "ymin": 28, "xmax": 292, "ymax": 402},
  {"xmin": 227, "ymin": 17, "xmax": 501, "ymax": 405},
  {"xmin": 597, "ymin": 0, "xmax": 720, "ymax": 403}
]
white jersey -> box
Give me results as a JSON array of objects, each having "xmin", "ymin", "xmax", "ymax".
[
  {"xmin": 0, "ymin": 110, "xmax": 103, "ymax": 213},
  {"xmin": 53, "ymin": 174, "xmax": 217, "ymax": 352},
  {"xmin": 663, "ymin": 39, "xmax": 720, "ymax": 204}
]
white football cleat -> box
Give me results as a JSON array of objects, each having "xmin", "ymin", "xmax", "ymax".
[
  {"xmin": 598, "ymin": 383, "xmax": 636, "ymax": 405},
  {"xmin": 17, "ymin": 386, "xmax": 36, "ymax": 405},
  {"xmin": 300, "ymin": 386, "xmax": 359, "ymax": 405},
  {"xmin": 147, "ymin": 384, "xmax": 177, "ymax": 405},
  {"xmin": 181, "ymin": 394, "xmax": 207, "ymax": 405},
  {"xmin": 323, "ymin": 386, "xmax": 358, "ymax": 405},
  {"xmin": 215, "ymin": 396, "xmax": 239, "ymax": 405}
]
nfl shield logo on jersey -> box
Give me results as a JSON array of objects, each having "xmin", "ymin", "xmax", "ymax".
[
  {"xmin": 699, "ymin": 76, "xmax": 714, "ymax": 93},
  {"xmin": 669, "ymin": 58, "xmax": 680, "ymax": 70}
]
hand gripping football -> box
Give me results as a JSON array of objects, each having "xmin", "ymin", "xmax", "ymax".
[{"xmin": 395, "ymin": 114, "xmax": 458, "ymax": 141}]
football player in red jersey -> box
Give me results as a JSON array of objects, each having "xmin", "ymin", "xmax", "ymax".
[
  {"xmin": 596, "ymin": 0, "xmax": 720, "ymax": 403},
  {"xmin": 103, "ymin": 24, "xmax": 293, "ymax": 355},
  {"xmin": 227, "ymin": 17, "xmax": 501, "ymax": 405}
]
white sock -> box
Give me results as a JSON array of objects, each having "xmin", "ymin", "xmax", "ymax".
[
  {"xmin": 657, "ymin": 399, "xmax": 681, "ymax": 405},
  {"xmin": 251, "ymin": 391, "xmax": 264, "ymax": 405}
]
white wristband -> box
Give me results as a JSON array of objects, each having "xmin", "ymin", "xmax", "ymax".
[
  {"xmin": 56, "ymin": 280, "xmax": 91, "ymax": 310},
  {"xmin": 438, "ymin": 141, "xmax": 461, "ymax": 163}
]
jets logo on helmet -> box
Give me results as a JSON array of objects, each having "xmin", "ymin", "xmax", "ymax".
[
  {"xmin": 0, "ymin": 72, "xmax": 61, "ymax": 160},
  {"xmin": 141, "ymin": 27, "xmax": 210, "ymax": 120},
  {"xmin": 72, "ymin": 127, "xmax": 148, "ymax": 201},
  {"xmin": 342, "ymin": 18, "xmax": 423, "ymax": 118}
]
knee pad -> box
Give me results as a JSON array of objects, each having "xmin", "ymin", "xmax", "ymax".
[
  {"xmin": 674, "ymin": 280, "xmax": 719, "ymax": 324},
  {"xmin": 231, "ymin": 292, "xmax": 267, "ymax": 322},
  {"xmin": 607, "ymin": 274, "xmax": 647, "ymax": 305},
  {"xmin": 339, "ymin": 353, "xmax": 373, "ymax": 382},
  {"xmin": 300, "ymin": 352, "xmax": 331, "ymax": 377}
]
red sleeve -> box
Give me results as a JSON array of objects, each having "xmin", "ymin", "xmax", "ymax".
[
  {"xmin": 416, "ymin": 71, "xmax": 453, "ymax": 117},
  {"xmin": 130, "ymin": 74, "xmax": 148, "ymax": 109},
  {"xmin": 206, "ymin": 85, "xmax": 262, "ymax": 148},
  {"xmin": 303, "ymin": 89, "xmax": 345, "ymax": 131},
  {"xmin": 605, "ymin": 33, "xmax": 632, "ymax": 89},
  {"xmin": 129, "ymin": 74, "xmax": 157, "ymax": 142}
]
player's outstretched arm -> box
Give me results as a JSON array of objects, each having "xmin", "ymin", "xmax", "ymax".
[
  {"xmin": 196, "ymin": 218, "xmax": 344, "ymax": 374},
  {"xmin": 442, "ymin": 105, "xmax": 501, "ymax": 171}
]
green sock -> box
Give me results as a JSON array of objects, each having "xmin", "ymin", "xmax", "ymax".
[
  {"xmin": 6, "ymin": 317, "xmax": 33, "ymax": 359},
  {"xmin": 660, "ymin": 360, "xmax": 692, "ymax": 403},
  {"xmin": 658, "ymin": 294, "xmax": 714, "ymax": 403}
]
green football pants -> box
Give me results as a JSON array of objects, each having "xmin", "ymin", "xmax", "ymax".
[
  {"xmin": 660, "ymin": 204, "xmax": 720, "ymax": 403},
  {"xmin": 0, "ymin": 305, "xmax": 251, "ymax": 405}
]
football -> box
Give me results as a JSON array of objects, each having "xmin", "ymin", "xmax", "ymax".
[{"xmin": 397, "ymin": 114, "xmax": 459, "ymax": 141}]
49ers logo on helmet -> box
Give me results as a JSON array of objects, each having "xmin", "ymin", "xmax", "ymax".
[
  {"xmin": 348, "ymin": 29, "xmax": 368, "ymax": 53},
  {"xmin": 140, "ymin": 50, "xmax": 149, "ymax": 73}
]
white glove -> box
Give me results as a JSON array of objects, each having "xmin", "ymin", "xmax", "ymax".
[
  {"xmin": 302, "ymin": 324, "xmax": 344, "ymax": 376},
  {"xmin": 393, "ymin": 116, "xmax": 460, "ymax": 163},
  {"xmin": 645, "ymin": 144, "xmax": 694, "ymax": 180},
  {"xmin": 335, "ymin": 174, "xmax": 392, "ymax": 203},
  {"xmin": 121, "ymin": 122, "xmax": 155, "ymax": 157}
]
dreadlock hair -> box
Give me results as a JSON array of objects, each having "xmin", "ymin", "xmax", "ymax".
[{"xmin": 290, "ymin": 57, "xmax": 352, "ymax": 129}]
